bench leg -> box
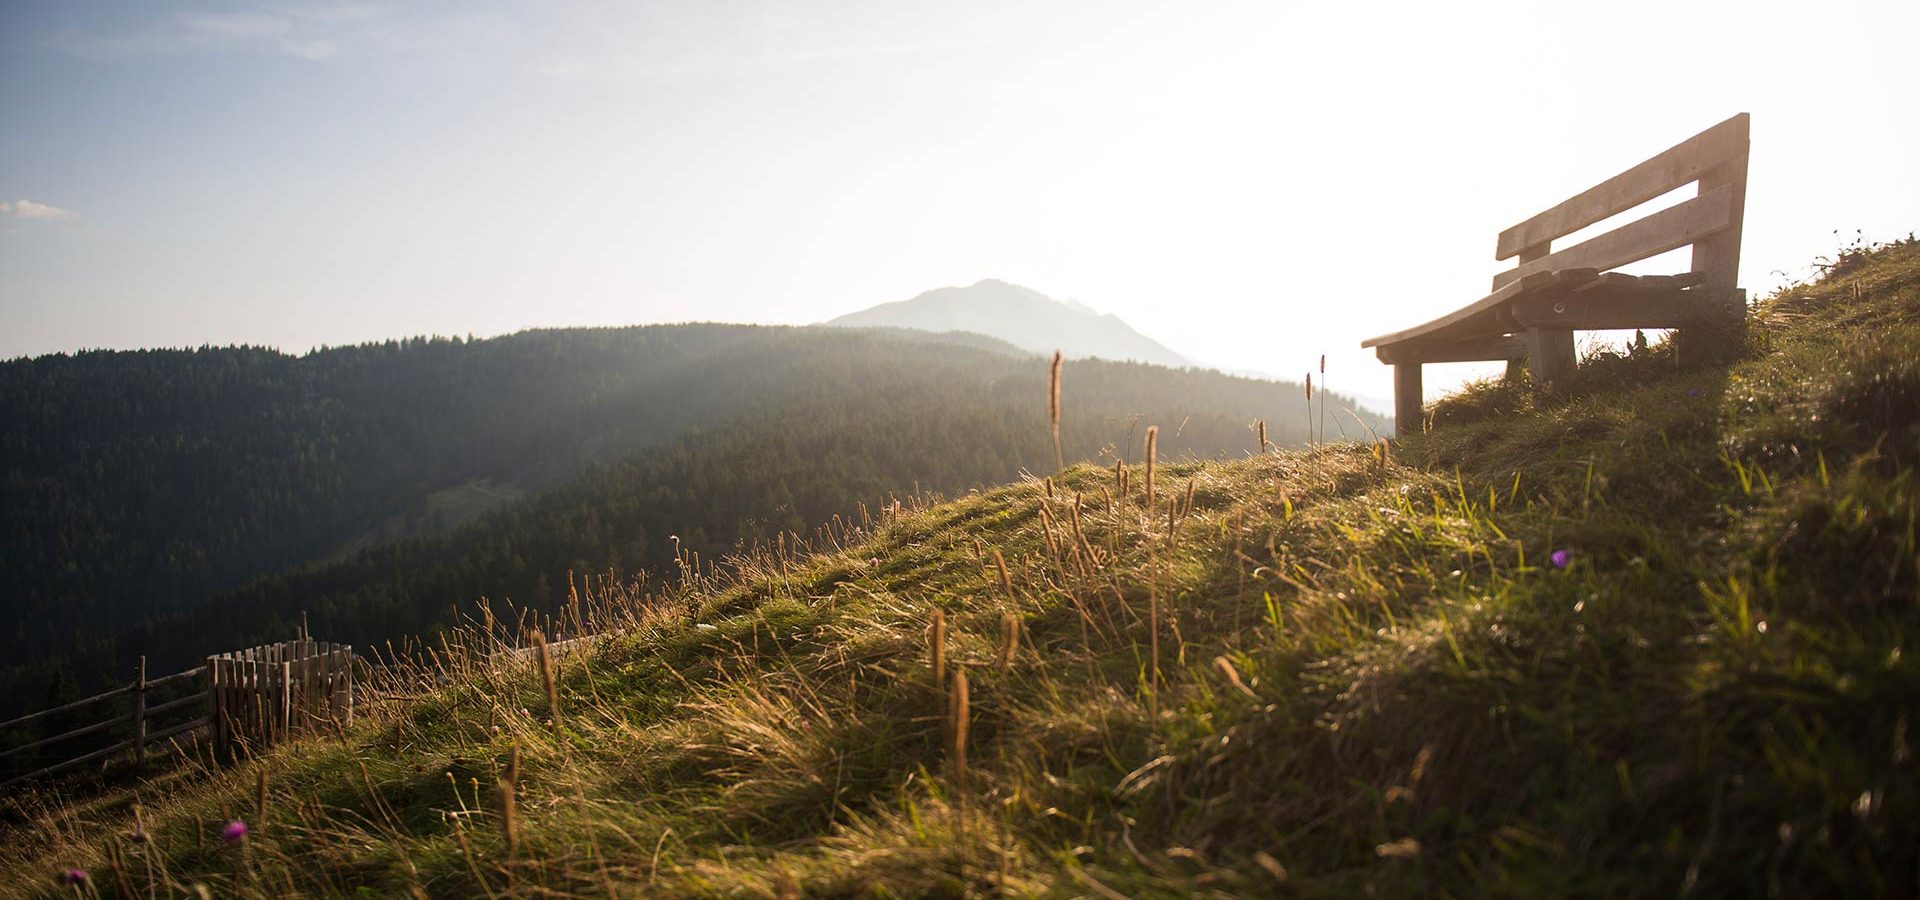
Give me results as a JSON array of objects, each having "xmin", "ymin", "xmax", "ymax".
[
  {"xmin": 1393, "ymin": 363, "xmax": 1423, "ymax": 437},
  {"xmin": 1524, "ymin": 327, "xmax": 1576, "ymax": 392},
  {"xmin": 1675, "ymin": 288, "xmax": 1748, "ymax": 366}
]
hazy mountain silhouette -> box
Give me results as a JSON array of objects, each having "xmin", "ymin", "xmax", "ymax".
[{"xmin": 826, "ymin": 279, "xmax": 1193, "ymax": 367}]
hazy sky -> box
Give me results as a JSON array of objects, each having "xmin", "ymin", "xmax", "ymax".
[{"xmin": 4, "ymin": 1, "xmax": 1916, "ymax": 403}]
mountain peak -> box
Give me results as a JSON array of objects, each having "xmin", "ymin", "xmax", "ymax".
[{"xmin": 825, "ymin": 281, "xmax": 1191, "ymax": 368}]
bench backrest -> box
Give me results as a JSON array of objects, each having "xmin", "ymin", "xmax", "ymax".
[{"xmin": 1491, "ymin": 113, "xmax": 1749, "ymax": 299}]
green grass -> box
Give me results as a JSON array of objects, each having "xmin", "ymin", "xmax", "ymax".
[{"xmin": 4, "ymin": 237, "xmax": 1918, "ymax": 897}]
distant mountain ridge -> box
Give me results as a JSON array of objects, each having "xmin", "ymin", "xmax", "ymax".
[{"xmin": 826, "ymin": 279, "xmax": 1193, "ymax": 367}]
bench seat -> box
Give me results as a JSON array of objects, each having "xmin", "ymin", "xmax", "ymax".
[{"xmin": 1362, "ymin": 268, "xmax": 1711, "ymax": 364}]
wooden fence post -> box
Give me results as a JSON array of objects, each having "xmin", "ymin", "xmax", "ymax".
[
  {"xmin": 133, "ymin": 656, "xmax": 148, "ymax": 768},
  {"xmin": 279, "ymin": 661, "xmax": 292, "ymax": 744},
  {"xmin": 205, "ymin": 656, "xmax": 220, "ymax": 759}
]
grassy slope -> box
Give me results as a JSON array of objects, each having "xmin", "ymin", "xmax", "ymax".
[{"xmin": 4, "ymin": 239, "xmax": 1917, "ymax": 897}]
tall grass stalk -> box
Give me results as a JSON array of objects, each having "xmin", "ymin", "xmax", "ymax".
[
  {"xmin": 929, "ymin": 609, "xmax": 947, "ymax": 695},
  {"xmin": 1144, "ymin": 426, "xmax": 1159, "ymax": 511},
  {"xmin": 993, "ymin": 550, "xmax": 1014, "ymax": 603},
  {"xmin": 1148, "ymin": 538, "xmax": 1160, "ymax": 719},
  {"xmin": 500, "ymin": 745, "xmax": 520, "ymax": 861},
  {"xmin": 255, "ymin": 768, "xmax": 268, "ymax": 833},
  {"xmin": 1305, "ymin": 373, "xmax": 1315, "ymax": 446},
  {"xmin": 951, "ymin": 668, "xmax": 970, "ymax": 851},
  {"xmin": 1068, "ymin": 498, "xmax": 1097, "ymax": 572},
  {"xmin": 1319, "ymin": 354, "xmax": 1327, "ymax": 445},
  {"xmin": 1050, "ymin": 350, "xmax": 1064, "ymax": 474},
  {"xmin": 1000, "ymin": 613, "xmax": 1020, "ymax": 667},
  {"xmin": 531, "ymin": 629, "xmax": 561, "ymax": 729},
  {"xmin": 1037, "ymin": 504, "xmax": 1066, "ymax": 577}
]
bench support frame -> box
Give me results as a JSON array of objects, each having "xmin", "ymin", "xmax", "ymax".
[{"xmin": 1393, "ymin": 363, "xmax": 1423, "ymax": 436}]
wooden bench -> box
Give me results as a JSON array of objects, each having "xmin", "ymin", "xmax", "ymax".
[{"xmin": 1364, "ymin": 113, "xmax": 1750, "ymax": 434}]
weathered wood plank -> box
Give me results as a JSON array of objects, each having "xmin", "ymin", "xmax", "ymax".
[
  {"xmin": 144, "ymin": 666, "xmax": 206, "ymax": 690},
  {"xmin": 0, "ymin": 685, "xmax": 133, "ymax": 730},
  {"xmin": 145, "ymin": 718, "xmax": 207, "ymax": 743},
  {"xmin": 145, "ymin": 691, "xmax": 209, "ymax": 718},
  {"xmin": 1692, "ymin": 167, "xmax": 1747, "ymax": 296},
  {"xmin": 0, "ymin": 737, "xmax": 136, "ymax": 790},
  {"xmin": 1393, "ymin": 364, "xmax": 1423, "ymax": 437},
  {"xmin": 1493, "ymin": 183, "xmax": 1735, "ymax": 291},
  {"xmin": 1524, "ymin": 328, "xmax": 1577, "ymax": 389},
  {"xmin": 1570, "ymin": 271, "xmax": 1700, "ymax": 293},
  {"xmin": 133, "ymin": 656, "xmax": 147, "ymax": 767},
  {"xmin": 1511, "ymin": 289, "xmax": 1716, "ymax": 330},
  {"xmin": 207, "ymin": 656, "xmax": 223, "ymax": 756},
  {"xmin": 1362, "ymin": 269, "xmax": 1556, "ymax": 349},
  {"xmin": 1375, "ymin": 335, "xmax": 1528, "ymax": 365},
  {"xmin": 1496, "ymin": 113, "xmax": 1749, "ymax": 260},
  {"xmin": 0, "ymin": 712, "xmax": 132, "ymax": 761}
]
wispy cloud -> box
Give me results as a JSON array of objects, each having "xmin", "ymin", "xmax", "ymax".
[
  {"xmin": 0, "ymin": 199, "xmax": 76, "ymax": 220},
  {"xmin": 48, "ymin": 3, "xmax": 393, "ymax": 62},
  {"xmin": 524, "ymin": 37, "xmax": 994, "ymax": 84}
]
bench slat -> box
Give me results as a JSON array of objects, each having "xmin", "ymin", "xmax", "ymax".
[
  {"xmin": 1375, "ymin": 335, "xmax": 1528, "ymax": 365},
  {"xmin": 1364, "ymin": 268, "xmax": 1705, "ymax": 353},
  {"xmin": 1495, "ymin": 113, "xmax": 1749, "ymax": 261},
  {"xmin": 1573, "ymin": 271, "xmax": 1705, "ymax": 294},
  {"xmin": 1491, "ymin": 183, "xmax": 1734, "ymax": 291},
  {"xmin": 1510, "ymin": 288, "xmax": 1717, "ymax": 331},
  {"xmin": 1361, "ymin": 270, "xmax": 1554, "ymax": 350}
]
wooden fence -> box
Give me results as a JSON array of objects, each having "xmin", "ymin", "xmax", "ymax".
[
  {"xmin": 0, "ymin": 640, "xmax": 356, "ymax": 789},
  {"xmin": 0, "ymin": 657, "xmax": 208, "ymax": 791},
  {"xmin": 207, "ymin": 640, "xmax": 354, "ymax": 759}
]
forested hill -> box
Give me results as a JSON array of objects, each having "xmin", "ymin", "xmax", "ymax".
[
  {"xmin": 3, "ymin": 325, "xmax": 892, "ymax": 679},
  {"xmin": 1, "ymin": 325, "xmax": 1384, "ymax": 716}
]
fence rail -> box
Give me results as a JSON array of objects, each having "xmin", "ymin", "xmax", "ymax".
[
  {"xmin": 0, "ymin": 627, "xmax": 627, "ymax": 791},
  {"xmin": 0, "ymin": 657, "xmax": 210, "ymax": 791},
  {"xmin": 0, "ymin": 685, "xmax": 133, "ymax": 731},
  {"xmin": 1, "ymin": 638, "xmax": 367, "ymax": 792}
]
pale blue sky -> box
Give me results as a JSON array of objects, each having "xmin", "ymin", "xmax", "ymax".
[{"xmin": 4, "ymin": 1, "xmax": 1917, "ymax": 402}]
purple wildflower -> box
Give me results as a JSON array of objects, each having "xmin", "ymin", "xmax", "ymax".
[
  {"xmin": 223, "ymin": 819, "xmax": 248, "ymax": 844},
  {"xmin": 1550, "ymin": 549, "xmax": 1571, "ymax": 570},
  {"xmin": 1687, "ymin": 387, "xmax": 1702, "ymax": 397},
  {"xmin": 60, "ymin": 868, "xmax": 88, "ymax": 885}
]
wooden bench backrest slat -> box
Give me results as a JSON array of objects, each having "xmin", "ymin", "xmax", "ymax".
[
  {"xmin": 1494, "ymin": 113, "xmax": 1749, "ymax": 262},
  {"xmin": 1490, "ymin": 182, "xmax": 1735, "ymax": 291}
]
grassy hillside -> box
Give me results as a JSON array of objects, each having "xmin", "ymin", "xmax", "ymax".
[
  {"xmin": 3, "ymin": 325, "xmax": 1373, "ymax": 721},
  {"xmin": 4, "ymin": 238, "xmax": 1915, "ymax": 896},
  {"xmin": 85, "ymin": 355, "xmax": 1344, "ymax": 695}
]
